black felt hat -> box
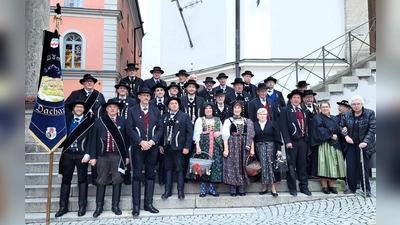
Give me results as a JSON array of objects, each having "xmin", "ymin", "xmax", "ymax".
[
  {"xmin": 136, "ymin": 87, "xmax": 154, "ymax": 96},
  {"xmin": 256, "ymin": 83, "xmax": 269, "ymax": 90},
  {"xmin": 336, "ymin": 100, "xmax": 351, "ymax": 108},
  {"xmin": 303, "ymin": 89, "xmax": 317, "ymax": 96},
  {"xmin": 114, "ymin": 80, "xmax": 131, "ymax": 90},
  {"xmin": 165, "ymin": 97, "xmax": 181, "ymax": 107},
  {"xmin": 203, "ymin": 77, "xmax": 216, "ymax": 84},
  {"xmin": 287, "ymin": 89, "xmax": 305, "ymax": 99},
  {"xmin": 150, "ymin": 66, "xmax": 164, "ymax": 74},
  {"xmin": 184, "ymin": 80, "xmax": 200, "ymax": 89},
  {"xmin": 241, "ymin": 70, "xmax": 254, "ymax": 77},
  {"xmin": 68, "ymin": 99, "xmax": 86, "ymax": 111},
  {"xmin": 216, "ymin": 73, "xmax": 228, "ymax": 79},
  {"xmin": 167, "ymin": 82, "xmax": 180, "ymax": 90},
  {"xmin": 151, "ymin": 83, "xmax": 168, "ymax": 92},
  {"xmin": 231, "ymin": 78, "xmax": 246, "ymax": 85},
  {"xmin": 175, "ymin": 69, "xmax": 190, "ymax": 77},
  {"xmin": 214, "ymin": 89, "xmax": 225, "ymax": 96},
  {"xmin": 296, "ymin": 80, "xmax": 310, "ymax": 87},
  {"xmin": 264, "ymin": 76, "xmax": 277, "ymax": 83},
  {"xmin": 124, "ymin": 63, "xmax": 139, "ymax": 71},
  {"xmin": 103, "ymin": 98, "xmax": 123, "ymax": 109},
  {"xmin": 79, "ymin": 74, "xmax": 98, "ymax": 84}
]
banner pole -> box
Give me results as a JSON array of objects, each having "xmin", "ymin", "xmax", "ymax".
[{"xmin": 46, "ymin": 152, "xmax": 54, "ymax": 224}]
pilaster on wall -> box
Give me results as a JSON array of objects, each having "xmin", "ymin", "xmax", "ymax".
[
  {"xmin": 344, "ymin": 0, "xmax": 371, "ymax": 63},
  {"xmin": 25, "ymin": 0, "xmax": 50, "ymax": 96}
]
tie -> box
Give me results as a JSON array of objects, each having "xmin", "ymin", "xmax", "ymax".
[
  {"xmin": 268, "ymin": 90, "xmax": 272, "ymax": 93},
  {"xmin": 87, "ymin": 91, "xmax": 92, "ymax": 96},
  {"xmin": 170, "ymin": 113, "xmax": 175, "ymax": 118},
  {"xmin": 158, "ymin": 98, "xmax": 162, "ymax": 103},
  {"xmin": 156, "ymin": 80, "xmax": 160, "ymax": 84},
  {"xmin": 307, "ymin": 105, "xmax": 312, "ymax": 108},
  {"xmin": 189, "ymin": 98, "xmax": 193, "ymax": 102},
  {"xmin": 262, "ymin": 99, "xmax": 266, "ymax": 105},
  {"xmin": 74, "ymin": 118, "xmax": 80, "ymax": 122},
  {"xmin": 119, "ymin": 98, "xmax": 125, "ymax": 103},
  {"xmin": 143, "ymin": 108, "xmax": 148, "ymax": 111}
]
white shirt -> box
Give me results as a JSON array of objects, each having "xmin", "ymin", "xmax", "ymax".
[{"xmin": 267, "ymin": 89, "xmax": 274, "ymax": 96}]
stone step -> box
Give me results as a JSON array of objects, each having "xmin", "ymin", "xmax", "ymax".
[
  {"xmin": 315, "ymin": 92, "xmax": 330, "ymax": 101},
  {"xmin": 25, "ymin": 188, "xmax": 347, "ymax": 213},
  {"xmin": 367, "ymin": 61, "xmax": 376, "ymax": 71},
  {"xmin": 354, "ymin": 68, "xmax": 372, "ymax": 78},
  {"xmin": 25, "ymin": 173, "xmax": 94, "ymax": 185},
  {"xmin": 25, "ymin": 179, "xmax": 338, "ymax": 198},
  {"xmin": 326, "ymin": 84, "xmax": 344, "ymax": 93},
  {"xmin": 25, "ymin": 152, "xmax": 61, "ymax": 163},
  {"xmin": 341, "ymin": 76, "xmax": 359, "ymax": 85},
  {"xmin": 26, "ymin": 162, "xmax": 60, "ymax": 173}
]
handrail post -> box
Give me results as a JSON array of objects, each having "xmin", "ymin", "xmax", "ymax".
[
  {"xmin": 295, "ymin": 61, "xmax": 299, "ymax": 84},
  {"xmin": 348, "ymin": 31, "xmax": 353, "ymax": 76},
  {"xmin": 322, "ymin": 46, "xmax": 326, "ymax": 87}
]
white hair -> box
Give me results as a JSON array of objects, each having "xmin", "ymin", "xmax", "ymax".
[
  {"xmin": 257, "ymin": 108, "xmax": 268, "ymax": 114},
  {"xmin": 351, "ymin": 95, "xmax": 365, "ymax": 105}
]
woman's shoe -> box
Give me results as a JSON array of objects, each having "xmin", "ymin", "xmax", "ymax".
[
  {"xmin": 238, "ymin": 187, "xmax": 246, "ymax": 196},
  {"xmin": 208, "ymin": 183, "xmax": 219, "ymax": 197},
  {"xmin": 322, "ymin": 187, "xmax": 330, "ymax": 194},
  {"xmin": 271, "ymin": 191, "xmax": 278, "ymax": 197},
  {"xmin": 230, "ymin": 187, "xmax": 237, "ymax": 197},
  {"xmin": 259, "ymin": 189, "xmax": 268, "ymax": 195},
  {"xmin": 328, "ymin": 187, "xmax": 338, "ymax": 194}
]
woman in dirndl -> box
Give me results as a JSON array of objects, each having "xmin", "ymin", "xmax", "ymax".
[
  {"xmin": 253, "ymin": 108, "xmax": 283, "ymax": 197},
  {"xmin": 222, "ymin": 101, "xmax": 255, "ymax": 197},
  {"xmin": 309, "ymin": 101, "xmax": 346, "ymax": 194},
  {"xmin": 186, "ymin": 103, "xmax": 224, "ymax": 197}
]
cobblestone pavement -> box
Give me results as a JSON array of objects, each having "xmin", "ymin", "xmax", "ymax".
[{"xmin": 28, "ymin": 181, "xmax": 376, "ymax": 225}]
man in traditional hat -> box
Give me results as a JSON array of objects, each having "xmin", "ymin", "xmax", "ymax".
[
  {"xmin": 65, "ymin": 73, "xmax": 106, "ymax": 186},
  {"xmin": 296, "ymin": 80, "xmax": 310, "ymax": 92},
  {"xmin": 212, "ymin": 89, "xmax": 232, "ymax": 123},
  {"xmin": 143, "ymin": 66, "xmax": 167, "ymax": 91},
  {"xmin": 264, "ymin": 76, "xmax": 286, "ymax": 111},
  {"xmin": 241, "ymin": 70, "xmax": 257, "ymax": 98},
  {"xmin": 279, "ymin": 90, "xmax": 312, "ymax": 197},
  {"xmin": 167, "ymin": 82, "xmax": 180, "ymax": 98},
  {"xmin": 300, "ymin": 90, "xmax": 320, "ymax": 123},
  {"xmin": 111, "ymin": 81, "xmax": 137, "ymax": 185},
  {"xmin": 88, "ymin": 99, "xmax": 130, "ymax": 218},
  {"xmin": 199, "ymin": 77, "xmax": 217, "ymax": 104},
  {"xmin": 150, "ymin": 83, "xmax": 169, "ymax": 115},
  {"xmin": 175, "ymin": 69, "xmax": 190, "ymax": 97},
  {"xmin": 187, "ymin": 74, "xmax": 205, "ymax": 93},
  {"xmin": 126, "ymin": 87, "xmax": 164, "ymax": 216},
  {"xmin": 119, "ymin": 63, "xmax": 143, "ymax": 100},
  {"xmin": 224, "ymin": 78, "xmax": 252, "ymax": 118},
  {"xmin": 65, "ymin": 74, "xmax": 106, "ymax": 119},
  {"xmin": 248, "ymin": 83, "xmax": 278, "ymax": 124},
  {"xmin": 159, "ymin": 97, "xmax": 193, "ymax": 199},
  {"xmin": 213, "ymin": 72, "xmax": 234, "ymax": 94},
  {"xmin": 179, "ymin": 80, "xmax": 206, "ymax": 126},
  {"xmin": 55, "ymin": 100, "xmax": 93, "ymax": 218}
]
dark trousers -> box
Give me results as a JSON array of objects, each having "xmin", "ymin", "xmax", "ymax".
[
  {"xmin": 131, "ymin": 146, "xmax": 158, "ymax": 181},
  {"xmin": 286, "ymin": 138, "xmax": 308, "ymax": 191},
  {"xmin": 164, "ymin": 146, "xmax": 185, "ymax": 171},
  {"xmin": 59, "ymin": 150, "xmax": 88, "ymax": 184},
  {"xmin": 96, "ymin": 152, "xmax": 124, "ymax": 185},
  {"xmin": 345, "ymin": 143, "xmax": 370, "ymax": 192}
]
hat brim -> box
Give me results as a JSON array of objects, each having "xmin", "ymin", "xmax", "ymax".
[
  {"xmin": 103, "ymin": 102, "xmax": 123, "ymax": 110},
  {"xmin": 287, "ymin": 92, "xmax": 304, "ymax": 99},
  {"xmin": 264, "ymin": 78, "xmax": 277, "ymax": 83},
  {"xmin": 337, "ymin": 102, "xmax": 351, "ymax": 108},
  {"xmin": 114, "ymin": 84, "xmax": 131, "ymax": 90},
  {"xmin": 216, "ymin": 75, "xmax": 229, "ymax": 79},
  {"xmin": 79, "ymin": 77, "xmax": 98, "ymax": 84},
  {"xmin": 296, "ymin": 83, "xmax": 310, "ymax": 87},
  {"xmin": 241, "ymin": 74, "xmax": 254, "ymax": 77},
  {"xmin": 303, "ymin": 93, "xmax": 317, "ymax": 96},
  {"xmin": 165, "ymin": 97, "xmax": 181, "ymax": 106},
  {"xmin": 150, "ymin": 69, "xmax": 164, "ymax": 74},
  {"xmin": 151, "ymin": 85, "xmax": 168, "ymax": 92},
  {"xmin": 136, "ymin": 90, "xmax": 154, "ymax": 96},
  {"xmin": 203, "ymin": 81, "xmax": 216, "ymax": 84},
  {"xmin": 231, "ymin": 81, "xmax": 245, "ymax": 85},
  {"xmin": 175, "ymin": 73, "xmax": 190, "ymax": 77},
  {"xmin": 68, "ymin": 102, "xmax": 86, "ymax": 111},
  {"xmin": 184, "ymin": 83, "xmax": 200, "ymax": 89},
  {"xmin": 168, "ymin": 85, "xmax": 180, "ymax": 90},
  {"xmin": 124, "ymin": 67, "xmax": 138, "ymax": 71}
]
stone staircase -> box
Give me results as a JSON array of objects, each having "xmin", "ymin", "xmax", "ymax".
[
  {"xmin": 313, "ymin": 53, "xmax": 376, "ymax": 101},
  {"xmin": 25, "ymin": 115, "xmax": 346, "ymax": 224}
]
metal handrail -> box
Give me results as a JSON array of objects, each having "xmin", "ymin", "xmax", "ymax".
[{"xmin": 261, "ymin": 17, "xmax": 376, "ymax": 92}]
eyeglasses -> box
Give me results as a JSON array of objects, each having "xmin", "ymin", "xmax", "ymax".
[{"xmin": 351, "ymin": 103, "xmax": 362, "ymax": 106}]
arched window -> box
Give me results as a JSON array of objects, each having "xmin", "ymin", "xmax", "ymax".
[{"xmin": 64, "ymin": 33, "xmax": 82, "ymax": 69}]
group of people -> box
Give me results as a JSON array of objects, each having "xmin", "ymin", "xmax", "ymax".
[{"xmin": 54, "ymin": 64, "xmax": 376, "ymax": 218}]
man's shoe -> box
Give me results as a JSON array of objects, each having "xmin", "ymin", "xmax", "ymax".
[
  {"xmin": 366, "ymin": 191, "xmax": 372, "ymax": 197},
  {"xmin": 322, "ymin": 187, "xmax": 330, "ymax": 194},
  {"xmin": 132, "ymin": 206, "xmax": 140, "ymax": 217},
  {"xmin": 343, "ymin": 189, "xmax": 356, "ymax": 194},
  {"xmin": 301, "ymin": 189, "xmax": 312, "ymax": 196},
  {"xmin": 289, "ymin": 189, "xmax": 297, "ymax": 196}
]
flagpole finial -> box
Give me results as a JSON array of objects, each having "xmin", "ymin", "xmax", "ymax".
[{"xmin": 53, "ymin": 3, "xmax": 62, "ymax": 31}]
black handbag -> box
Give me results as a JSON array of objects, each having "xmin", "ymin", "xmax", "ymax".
[{"xmin": 273, "ymin": 156, "xmax": 288, "ymax": 173}]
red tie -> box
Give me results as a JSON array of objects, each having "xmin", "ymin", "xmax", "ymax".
[{"xmin": 295, "ymin": 108, "xmax": 305, "ymax": 137}]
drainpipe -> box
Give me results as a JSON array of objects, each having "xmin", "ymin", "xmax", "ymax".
[
  {"xmin": 235, "ymin": 0, "xmax": 240, "ymax": 78},
  {"xmin": 133, "ymin": 26, "xmax": 141, "ymax": 66}
]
